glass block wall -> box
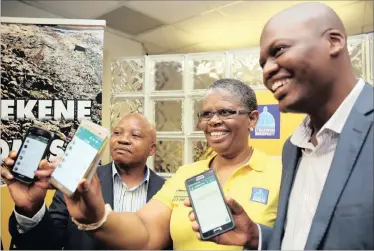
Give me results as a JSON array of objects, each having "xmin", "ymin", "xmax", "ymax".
[{"xmin": 111, "ymin": 33, "xmax": 373, "ymax": 177}]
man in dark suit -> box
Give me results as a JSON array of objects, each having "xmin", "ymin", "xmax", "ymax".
[
  {"xmin": 187, "ymin": 2, "xmax": 373, "ymax": 250},
  {"xmin": 1, "ymin": 113, "xmax": 167, "ymax": 250}
]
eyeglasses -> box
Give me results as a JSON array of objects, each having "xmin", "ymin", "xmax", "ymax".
[{"xmin": 197, "ymin": 109, "xmax": 251, "ymax": 121}]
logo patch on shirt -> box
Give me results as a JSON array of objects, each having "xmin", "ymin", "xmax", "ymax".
[
  {"xmin": 250, "ymin": 188, "xmax": 269, "ymax": 205},
  {"xmin": 172, "ymin": 189, "xmax": 188, "ymax": 202}
]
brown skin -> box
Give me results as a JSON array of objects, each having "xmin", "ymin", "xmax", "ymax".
[
  {"xmin": 62, "ymin": 89, "xmax": 261, "ymax": 250},
  {"xmin": 259, "ymin": 2, "xmax": 357, "ymax": 133},
  {"xmin": 1, "ymin": 151, "xmax": 57, "ymax": 217},
  {"xmin": 183, "ymin": 89, "xmax": 260, "ymax": 247},
  {"xmin": 68, "ymin": 113, "xmax": 158, "ymax": 223},
  {"xmin": 0, "ymin": 113, "xmax": 155, "ymax": 219},
  {"xmin": 189, "ymin": 2, "xmax": 359, "ymax": 249},
  {"xmin": 183, "ymin": 197, "xmax": 259, "ymax": 248},
  {"xmin": 110, "ymin": 113, "xmax": 156, "ymax": 188},
  {"xmin": 198, "ymin": 89, "xmax": 259, "ymax": 184}
]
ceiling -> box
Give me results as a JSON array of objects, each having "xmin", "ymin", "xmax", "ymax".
[{"xmin": 7, "ymin": 0, "xmax": 374, "ymax": 54}]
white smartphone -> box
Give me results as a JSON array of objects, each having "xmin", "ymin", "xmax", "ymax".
[{"xmin": 50, "ymin": 120, "xmax": 109, "ymax": 197}]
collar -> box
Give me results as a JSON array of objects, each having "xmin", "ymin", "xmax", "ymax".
[
  {"xmin": 111, "ymin": 161, "xmax": 150, "ymax": 185},
  {"xmin": 204, "ymin": 148, "xmax": 265, "ymax": 172},
  {"xmin": 291, "ymin": 79, "xmax": 365, "ymax": 147}
]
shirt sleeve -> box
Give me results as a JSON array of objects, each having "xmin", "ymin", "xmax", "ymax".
[
  {"xmin": 14, "ymin": 203, "xmax": 46, "ymax": 233},
  {"xmin": 152, "ymin": 174, "xmax": 179, "ymax": 210},
  {"xmin": 257, "ymin": 223, "xmax": 262, "ymax": 250}
]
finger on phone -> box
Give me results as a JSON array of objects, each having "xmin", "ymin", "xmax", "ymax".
[
  {"xmin": 76, "ymin": 179, "xmax": 89, "ymax": 193},
  {"xmin": 183, "ymin": 198, "xmax": 191, "ymax": 207},
  {"xmin": 188, "ymin": 211, "xmax": 196, "ymax": 221},
  {"xmin": 196, "ymin": 232, "xmax": 201, "ymax": 240},
  {"xmin": 9, "ymin": 151, "xmax": 18, "ymax": 159},
  {"xmin": 192, "ymin": 221, "xmax": 200, "ymax": 232},
  {"xmin": 38, "ymin": 159, "xmax": 51, "ymax": 170},
  {"xmin": 50, "ymin": 157, "xmax": 62, "ymax": 166},
  {"xmin": 34, "ymin": 169, "xmax": 54, "ymax": 179},
  {"xmin": 1, "ymin": 167, "xmax": 14, "ymax": 180},
  {"xmin": 4, "ymin": 157, "xmax": 15, "ymax": 168}
]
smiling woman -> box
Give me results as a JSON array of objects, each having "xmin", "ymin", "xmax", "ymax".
[
  {"xmin": 198, "ymin": 79, "xmax": 258, "ymax": 159},
  {"xmin": 61, "ymin": 78, "xmax": 282, "ymax": 251},
  {"xmin": 154, "ymin": 79, "xmax": 283, "ymax": 250}
]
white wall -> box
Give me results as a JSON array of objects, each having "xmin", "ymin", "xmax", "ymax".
[{"xmin": 1, "ymin": 0, "xmax": 145, "ymax": 163}]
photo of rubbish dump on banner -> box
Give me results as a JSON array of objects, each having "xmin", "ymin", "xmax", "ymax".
[{"xmin": 0, "ymin": 20, "xmax": 104, "ymax": 186}]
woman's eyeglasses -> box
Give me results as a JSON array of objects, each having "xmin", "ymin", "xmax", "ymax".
[{"xmin": 197, "ymin": 109, "xmax": 251, "ymax": 121}]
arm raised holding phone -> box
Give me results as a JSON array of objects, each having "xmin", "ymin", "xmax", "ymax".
[
  {"xmin": 1, "ymin": 151, "xmax": 56, "ymax": 218},
  {"xmin": 1, "ymin": 151, "xmax": 67, "ymax": 250},
  {"xmin": 64, "ymin": 175, "xmax": 173, "ymax": 250},
  {"xmin": 62, "ymin": 79, "xmax": 282, "ymax": 250},
  {"xmin": 63, "ymin": 176, "xmax": 268, "ymax": 250}
]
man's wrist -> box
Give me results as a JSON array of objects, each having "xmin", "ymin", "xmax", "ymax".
[
  {"xmin": 15, "ymin": 201, "xmax": 44, "ymax": 218},
  {"xmin": 14, "ymin": 203, "xmax": 46, "ymax": 233}
]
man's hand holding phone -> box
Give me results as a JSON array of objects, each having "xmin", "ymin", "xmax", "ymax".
[
  {"xmin": 1, "ymin": 151, "xmax": 58, "ymax": 217},
  {"xmin": 184, "ymin": 196, "xmax": 260, "ymax": 249}
]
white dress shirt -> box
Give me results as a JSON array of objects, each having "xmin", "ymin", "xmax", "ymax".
[
  {"xmin": 112, "ymin": 162, "xmax": 149, "ymax": 212},
  {"xmin": 281, "ymin": 79, "xmax": 365, "ymax": 250},
  {"xmin": 15, "ymin": 162, "xmax": 149, "ymax": 233}
]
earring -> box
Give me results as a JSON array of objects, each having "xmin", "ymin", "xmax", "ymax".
[{"xmin": 250, "ymin": 128, "xmax": 254, "ymax": 132}]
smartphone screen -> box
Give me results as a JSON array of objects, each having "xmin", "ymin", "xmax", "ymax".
[
  {"xmin": 52, "ymin": 126, "xmax": 104, "ymax": 193},
  {"xmin": 186, "ymin": 170, "xmax": 234, "ymax": 239},
  {"xmin": 13, "ymin": 134, "xmax": 50, "ymax": 179}
]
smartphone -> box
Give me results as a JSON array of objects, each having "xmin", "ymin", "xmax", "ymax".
[
  {"xmin": 185, "ymin": 169, "xmax": 235, "ymax": 240},
  {"xmin": 50, "ymin": 120, "xmax": 109, "ymax": 197},
  {"xmin": 11, "ymin": 127, "xmax": 53, "ymax": 184}
]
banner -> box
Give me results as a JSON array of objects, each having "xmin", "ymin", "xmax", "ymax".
[
  {"xmin": 1, "ymin": 18, "xmax": 105, "ymax": 184},
  {"xmin": 0, "ymin": 17, "xmax": 105, "ymax": 249},
  {"xmin": 250, "ymin": 104, "xmax": 280, "ymax": 139}
]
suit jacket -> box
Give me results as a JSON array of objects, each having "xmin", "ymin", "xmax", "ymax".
[
  {"xmin": 9, "ymin": 163, "xmax": 167, "ymax": 250},
  {"xmin": 261, "ymin": 83, "xmax": 374, "ymax": 249}
]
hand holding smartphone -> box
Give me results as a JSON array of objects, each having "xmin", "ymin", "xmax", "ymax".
[
  {"xmin": 185, "ymin": 169, "xmax": 235, "ymax": 240},
  {"xmin": 1, "ymin": 127, "xmax": 55, "ymax": 216},
  {"xmin": 50, "ymin": 120, "xmax": 109, "ymax": 197}
]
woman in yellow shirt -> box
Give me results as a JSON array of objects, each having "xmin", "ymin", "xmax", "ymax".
[{"xmin": 64, "ymin": 78, "xmax": 282, "ymax": 250}]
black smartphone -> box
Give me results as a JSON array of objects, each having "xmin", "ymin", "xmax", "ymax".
[
  {"xmin": 11, "ymin": 127, "xmax": 53, "ymax": 184},
  {"xmin": 185, "ymin": 169, "xmax": 235, "ymax": 240}
]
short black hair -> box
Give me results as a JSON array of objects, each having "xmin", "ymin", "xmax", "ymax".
[{"xmin": 205, "ymin": 78, "xmax": 258, "ymax": 111}]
